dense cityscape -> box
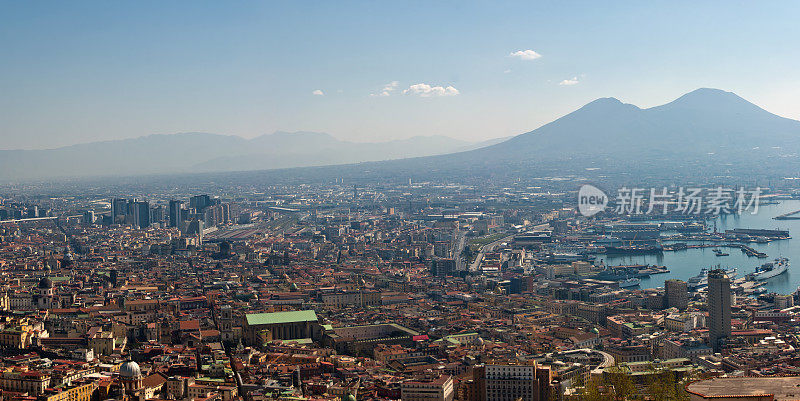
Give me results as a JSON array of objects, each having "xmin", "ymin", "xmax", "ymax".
[
  {"xmin": 0, "ymin": 178, "xmax": 799, "ymax": 401},
  {"xmin": 4, "ymin": 1, "xmax": 800, "ymax": 400}
]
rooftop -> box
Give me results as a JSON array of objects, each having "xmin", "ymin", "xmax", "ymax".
[
  {"xmin": 245, "ymin": 310, "xmax": 318, "ymax": 326},
  {"xmin": 687, "ymin": 377, "xmax": 800, "ymax": 400}
]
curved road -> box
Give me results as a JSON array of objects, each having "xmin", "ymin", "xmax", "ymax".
[{"xmin": 470, "ymin": 233, "xmax": 517, "ymax": 272}]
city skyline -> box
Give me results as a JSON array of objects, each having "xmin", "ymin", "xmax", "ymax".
[{"xmin": 2, "ymin": 3, "xmax": 799, "ymax": 400}]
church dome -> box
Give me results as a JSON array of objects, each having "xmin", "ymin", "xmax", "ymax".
[
  {"xmin": 119, "ymin": 360, "xmax": 142, "ymax": 379},
  {"xmin": 38, "ymin": 277, "xmax": 53, "ymax": 289}
]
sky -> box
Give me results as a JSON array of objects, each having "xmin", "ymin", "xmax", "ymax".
[{"xmin": 1, "ymin": 1, "xmax": 800, "ymax": 150}]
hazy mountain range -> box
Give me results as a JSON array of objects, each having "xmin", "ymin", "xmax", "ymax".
[
  {"xmin": 0, "ymin": 132, "xmax": 508, "ymax": 180},
  {"xmin": 312, "ymin": 88, "xmax": 800, "ymax": 184},
  {"xmin": 4, "ymin": 88, "xmax": 800, "ymax": 183}
]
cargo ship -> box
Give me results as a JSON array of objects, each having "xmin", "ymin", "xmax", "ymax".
[
  {"xmin": 749, "ymin": 258, "xmax": 789, "ymax": 281},
  {"xmin": 726, "ymin": 228, "xmax": 790, "ymax": 239},
  {"xmin": 687, "ymin": 267, "xmax": 738, "ymax": 290},
  {"xmin": 604, "ymin": 245, "xmax": 663, "ymax": 255},
  {"xmin": 674, "ymin": 222, "xmax": 706, "ymax": 233},
  {"xmin": 687, "ymin": 268, "xmax": 708, "ymax": 289},
  {"xmin": 593, "ymin": 264, "xmax": 669, "ymax": 280},
  {"xmin": 618, "ymin": 277, "xmax": 641, "ymax": 288}
]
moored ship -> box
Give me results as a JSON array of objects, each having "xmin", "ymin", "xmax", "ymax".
[
  {"xmin": 604, "ymin": 245, "xmax": 663, "ymax": 255},
  {"xmin": 749, "ymin": 257, "xmax": 789, "ymax": 281},
  {"xmin": 618, "ymin": 277, "xmax": 641, "ymax": 288},
  {"xmin": 688, "ymin": 267, "xmax": 738, "ymax": 290}
]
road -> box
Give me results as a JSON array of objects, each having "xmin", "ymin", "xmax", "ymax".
[
  {"xmin": 469, "ymin": 232, "xmax": 517, "ymax": 272},
  {"xmin": 453, "ymin": 229, "xmax": 467, "ymax": 271},
  {"xmin": 544, "ymin": 349, "xmax": 614, "ymax": 375},
  {"xmin": 0, "ymin": 216, "xmax": 58, "ymax": 224},
  {"xmin": 0, "ymin": 215, "xmax": 84, "ymax": 225}
]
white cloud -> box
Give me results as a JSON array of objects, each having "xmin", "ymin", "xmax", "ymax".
[
  {"xmin": 503, "ymin": 69, "xmax": 512, "ymax": 74},
  {"xmin": 509, "ymin": 49, "xmax": 542, "ymax": 60},
  {"xmin": 312, "ymin": 89, "xmax": 325, "ymax": 96},
  {"xmin": 559, "ymin": 77, "xmax": 579, "ymax": 86},
  {"xmin": 403, "ymin": 83, "xmax": 460, "ymax": 97},
  {"xmin": 372, "ymin": 81, "xmax": 400, "ymax": 97}
]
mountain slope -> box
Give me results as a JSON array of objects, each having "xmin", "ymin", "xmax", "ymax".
[
  {"xmin": 0, "ymin": 132, "xmax": 486, "ymax": 180},
  {"xmin": 481, "ymin": 88, "xmax": 800, "ymax": 160},
  {"xmin": 4, "ymin": 88, "xmax": 797, "ymax": 183},
  {"xmin": 285, "ymin": 88, "xmax": 800, "ymax": 183},
  {"xmin": 191, "ymin": 134, "xmax": 475, "ymax": 172}
]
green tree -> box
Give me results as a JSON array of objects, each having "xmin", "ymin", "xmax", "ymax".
[
  {"xmin": 579, "ymin": 377, "xmax": 614, "ymax": 401},
  {"xmin": 647, "ymin": 369, "xmax": 688, "ymax": 401},
  {"xmin": 603, "ymin": 364, "xmax": 637, "ymax": 400},
  {"xmin": 608, "ymin": 372, "xmax": 636, "ymax": 400}
]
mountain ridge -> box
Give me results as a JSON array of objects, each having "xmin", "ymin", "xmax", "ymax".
[
  {"xmin": 3, "ymin": 87, "xmax": 799, "ymax": 182},
  {"xmin": 308, "ymin": 87, "xmax": 800, "ymax": 184},
  {"xmin": 0, "ymin": 131, "xmax": 504, "ymax": 180},
  {"xmin": 482, "ymin": 87, "xmax": 800, "ymax": 155}
]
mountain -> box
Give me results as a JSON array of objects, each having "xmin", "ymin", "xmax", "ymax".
[
  {"xmin": 484, "ymin": 88, "xmax": 800, "ymax": 158},
  {"xmin": 5, "ymin": 88, "xmax": 797, "ymax": 183},
  {"xmin": 0, "ymin": 132, "xmax": 500, "ymax": 180},
  {"xmin": 333, "ymin": 88, "xmax": 800, "ymax": 183},
  {"xmin": 193, "ymin": 133, "xmax": 482, "ymax": 172}
]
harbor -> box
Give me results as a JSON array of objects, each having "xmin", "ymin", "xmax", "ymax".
[
  {"xmin": 601, "ymin": 199, "xmax": 800, "ymax": 294},
  {"xmin": 660, "ymin": 242, "xmax": 769, "ymax": 258},
  {"xmin": 592, "ymin": 264, "xmax": 670, "ymax": 280}
]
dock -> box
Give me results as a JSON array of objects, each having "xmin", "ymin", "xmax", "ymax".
[
  {"xmin": 662, "ymin": 242, "xmax": 768, "ymax": 258},
  {"xmin": 774, "ymin": 209, "xmax": 800, "ymax": 220},
  {"xmin": 736, "ymin": 244, "xmax": 769, "ymax": 258}
]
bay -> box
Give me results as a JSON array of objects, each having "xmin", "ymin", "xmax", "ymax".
[{"xmin": 601, "ymin": 199, "xmax": 800, "ymax": 294}]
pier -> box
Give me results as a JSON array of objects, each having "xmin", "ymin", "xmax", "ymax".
[
  {"xmin": 735, "ymin": 244, "xmax": 769, "ymax": 258},
  {"xmin": 774, "ymin": 209, "xmax": 800, "ymax": 220},
  {"xmin": 662, "ymin": 242, "xmax": 768, "ymax": 258}
]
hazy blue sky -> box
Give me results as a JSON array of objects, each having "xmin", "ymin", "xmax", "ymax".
[{"xmin": 1, "ymin": 1, "xmax": 799, "ymax": 149}]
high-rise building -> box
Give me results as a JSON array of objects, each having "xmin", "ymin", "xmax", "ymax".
[
  {"xmin": 431, "ymin": 258, "xmax": 457, "ymax": 277},
  {"xmin": 189, "ymin": 194, "xmax": 211, "ymax": 212},
  {"xmin": 150, "ymin": 204, "xmax": 165, "ymax": 225},
  {"xmin": 707, "ymin": 269, "xmax": 732, "ymax": 351},
  {"xmin": 202, "ymin": 204, "xmax": 225, "ymax": 228},
  {"xmin": 125, "ymin": 199, "xmax": 139, "ymax": 225},
  {"xmin": 665, "ymin": 279, "xmax": 688, "ymax": 310},
  {"xmin": 82, "ymin": 210, "xmax": 96, "ymax": 225},
  {"xmin": 221, "ymin": 203, "xmax": 231, "ymax": 224},
  {"xmin": 186, "ymin": 218, "xmax": 204, "ymax": 243},
  {"xmin": 169, "ymin": 200, "xmax": 184, "ymax": 228},
  {"xmin": 482, "ymin": 363, "xmax": 552, "ymax": 401},
  {"xmin": 111, "ymin": 198, "xmax": 127, "ymax": 223},
  {"xmin": 133, "ymin": 201, "xmax": 150, "ymax": 229}
]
